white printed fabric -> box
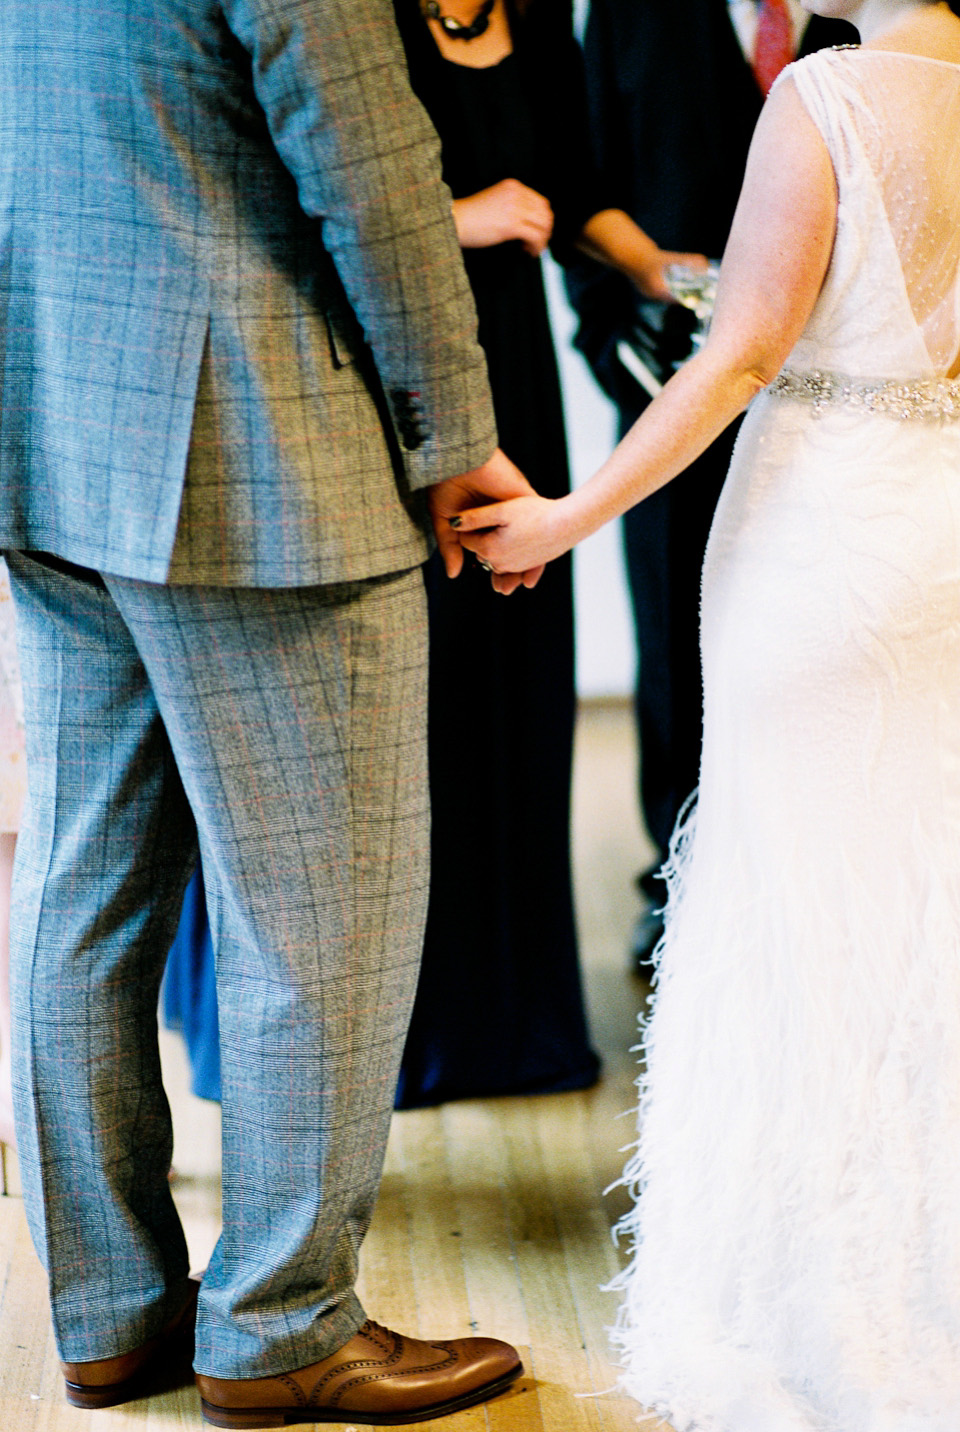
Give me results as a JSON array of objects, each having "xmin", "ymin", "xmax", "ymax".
[{"xmin": 612, "ymin": 48, "xmax": 960, "ymax": 1432}]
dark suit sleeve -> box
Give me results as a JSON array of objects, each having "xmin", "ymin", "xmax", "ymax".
[
  {"xmin": 576, "ymin": 0, "xmax": 633, "ymax": 213},
  {"xmin": 222, "ymin": 0, "xmax": 497, "ymax": 487},
  {"xmin": 528, "ymin": 0, "xmax": 610, "ymax": 258},
  {"xmin": 562, "ymin": 0, "xmax": 648, "ymax": 409}
]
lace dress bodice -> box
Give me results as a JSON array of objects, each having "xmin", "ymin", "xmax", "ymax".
[{"xmin": 783, "ymin": 49, "xmax": 960, "ymax": 384}]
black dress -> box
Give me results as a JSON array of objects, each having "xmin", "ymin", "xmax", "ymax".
[{"xmin": 394, "ymin": 0, "xmax": 602, "ymax": 1107}]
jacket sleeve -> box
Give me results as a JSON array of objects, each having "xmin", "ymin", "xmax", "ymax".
[
  {"xmin": 501, "ymin": 0, "xmax": 604, "ymax": 263},
  {"xmin": 222, "ymin": 0, "xmax": 497, "ymax": 488},
  {"xmin": 562, "ymin": 0, "xmax": 645, "ymax": 404}
]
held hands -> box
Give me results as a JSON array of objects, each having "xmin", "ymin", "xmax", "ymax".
[
  {"xmin": 428, "ymin": 448, "xmax": 547, "ymax": 593},
  {"xmin": 452, "ymin": 179, "xmax": 554, "ymax": 257},
  {"xmin": 451, "ymin": 491, "xmax": 573, "ymax": 579}
]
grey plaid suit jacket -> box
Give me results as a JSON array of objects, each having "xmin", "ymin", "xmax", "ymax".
[{"xmin": 0, "ymin": 0, "xmax": 497, "ymax": 587}]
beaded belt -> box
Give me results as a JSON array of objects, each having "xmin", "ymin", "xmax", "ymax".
[{"xmin": 768, "ymin": 367, "xmax": 960, "ymax": 421}]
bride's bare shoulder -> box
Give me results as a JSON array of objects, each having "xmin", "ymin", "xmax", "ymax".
[{"xmin": 866, "ymin": 4, "xmax": 960, "ymax": 63}]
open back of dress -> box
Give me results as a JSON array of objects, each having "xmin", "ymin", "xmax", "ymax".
[
  {"xmin": 787, "ymin": 51, "xmax": 960, "ymax": 381},
  {"xmin": 868, "ymin": 58, "xmax": 960, "ymax": 376}
]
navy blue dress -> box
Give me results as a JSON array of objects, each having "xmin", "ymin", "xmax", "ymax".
[
  {"xmin": 394, "ymin": 0, "xmax": 601, "ymax": 1107},
  {"xmin": 162, "ymin": 866, "xmax": 220, "ymax": 1101}
]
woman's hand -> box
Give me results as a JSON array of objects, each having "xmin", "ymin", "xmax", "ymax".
[
  {"xmin": 634, "ymin": 249, "xmax": 709, "ymax": 304},
  {"xmin": 576, "ymin": 209, "xmax": 707, "ymax": 303},
  {"xmin": 453, "ymin": 179, "xmax": 554, "ymax": 256},
  {"xmin": 452, "ymin": 492, "xmax": 577, "ymax": 578}
]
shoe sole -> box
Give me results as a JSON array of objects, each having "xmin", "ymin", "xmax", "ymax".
[
  {"xmin": 65, "ymin": 1377, "xmax": 153, "ymax": 1411},
  {"xmin": 199, "ymin": 1362, "xmax": 524, "ymax": 1428}
]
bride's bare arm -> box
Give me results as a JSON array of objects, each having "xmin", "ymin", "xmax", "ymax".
[{"xmin": 453, "ymin": 77, "xmax": 838, "ymax": 576}]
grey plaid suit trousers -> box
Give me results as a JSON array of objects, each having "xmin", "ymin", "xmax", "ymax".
[
  {"xmin": 6, "ymin": 551, "xmax": 429, "ymax": 1377},
  {"xmin": 0, "ymin": 0, "xmax": 499, "ymax": 1381}
]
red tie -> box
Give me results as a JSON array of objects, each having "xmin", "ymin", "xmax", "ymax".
[{"xmin": 753, "ymin": 0, "xmax": 794, "ymax": 96}]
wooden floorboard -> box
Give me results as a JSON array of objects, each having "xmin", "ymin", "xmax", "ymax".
[{"xmin": 0, "ymin": 701, "xmax": 667, "ymax": 1430}]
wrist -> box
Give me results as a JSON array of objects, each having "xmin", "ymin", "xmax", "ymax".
[
  {"xmin": 451, "ymin": 197, "xmax": 472, "ymax": 247},
  {"xmin": 627, "ymin": 248, "xmax": 670, "ymax": 299},
  {"xmin": 556, "ymin": 487, "xmax": 597, "ymax": 550}
]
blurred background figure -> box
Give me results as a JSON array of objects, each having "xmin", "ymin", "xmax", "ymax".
[
  {"xmin": 162, "ymin": 866, "xmax": 220, "ymax": 1103},
  {"xmin": 392, "ymin": 0, "xmax": 702, "ymax": 1107},
  {"xmin": 0, "ymin": 560, "xmax": 27, "ymax": 1185},
  {"xmin": 566, "ymin": 0, "xmax": 857, "ymax": 975}
]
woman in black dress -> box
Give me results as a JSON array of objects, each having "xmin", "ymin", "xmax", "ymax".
[{"xmin": 394, "ymin": 0, "xmax": 698, "ymax": 1107}]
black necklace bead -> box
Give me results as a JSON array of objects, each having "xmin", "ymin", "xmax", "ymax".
[{"xmin": 425, "ymin": 0, "xmax": 495, "ymax": 41}]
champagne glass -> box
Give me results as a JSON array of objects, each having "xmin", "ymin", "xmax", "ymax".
[{"xmin": 664, "ymin": 260, "xmax": 721, "ymax": 348}]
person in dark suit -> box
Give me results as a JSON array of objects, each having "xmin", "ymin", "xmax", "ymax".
[
  {"xmin": 0, "ymin": 0, "xmax": 530, "ymax": 1423},
  {"xmin": 566, "ymin": 0, "xmax": 857, "ymax": 973}
]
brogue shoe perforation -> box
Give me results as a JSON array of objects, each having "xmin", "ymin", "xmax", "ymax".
[
  {"xmin": 324, "ymin": 1344, "xmax": 459, "ymax": 1409},
  {"xmin": 305, "ymin": 1324, "xmax": 407, "ymax": 1402},
  {"xmin": 275, "ymin": 1374, "xmax": 309, "ymax": 1407}
]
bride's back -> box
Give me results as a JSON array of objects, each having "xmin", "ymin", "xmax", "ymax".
[
  {"xmin": 863, "ymin": 41, "xmax": 960, "ymax": 376},
  {"xmin": 784, "ymin": 39, "xmax": 960, "ymax": 382}
]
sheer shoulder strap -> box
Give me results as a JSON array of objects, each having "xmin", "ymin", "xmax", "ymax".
[{"xmin": 775, "ymin": 49, "xmax": 861, "ymax": 183}]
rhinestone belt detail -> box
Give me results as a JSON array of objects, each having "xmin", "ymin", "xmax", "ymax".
[{"xmin": 769, "ymin": 368, "xmax": 960, "ymax": 421}]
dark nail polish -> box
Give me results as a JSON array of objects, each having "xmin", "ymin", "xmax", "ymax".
[{"xmin": 449, "ymin": 515, "xmax": 462, "ymax": 529}]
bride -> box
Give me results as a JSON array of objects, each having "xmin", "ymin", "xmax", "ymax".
[{"xmin": 451, "ymin": 1, "xmax": 960, "ymax": 1428}]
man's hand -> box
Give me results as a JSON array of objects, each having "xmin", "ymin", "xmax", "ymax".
[{"xmin": 428, "ymin": 448, "xmax": 546, "ymax": 592}]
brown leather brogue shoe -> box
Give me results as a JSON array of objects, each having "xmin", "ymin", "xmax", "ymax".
[
  {"xmin": 60, "ymin": 1279, "xmax": 200, "ymax": 1409},
  {"xmin": 196, "ymin": 1318, "xmax": 523, "ymax": 1428}
]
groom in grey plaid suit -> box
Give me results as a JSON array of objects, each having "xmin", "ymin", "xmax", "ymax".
[{"xmin": 0, "ymin": 0, "xmax": 527, "ymax": 1424}]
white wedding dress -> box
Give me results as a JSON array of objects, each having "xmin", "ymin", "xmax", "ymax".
[{"xmin": 612, "ymin": 48, "xmax": 960, "ymax": 1432}]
